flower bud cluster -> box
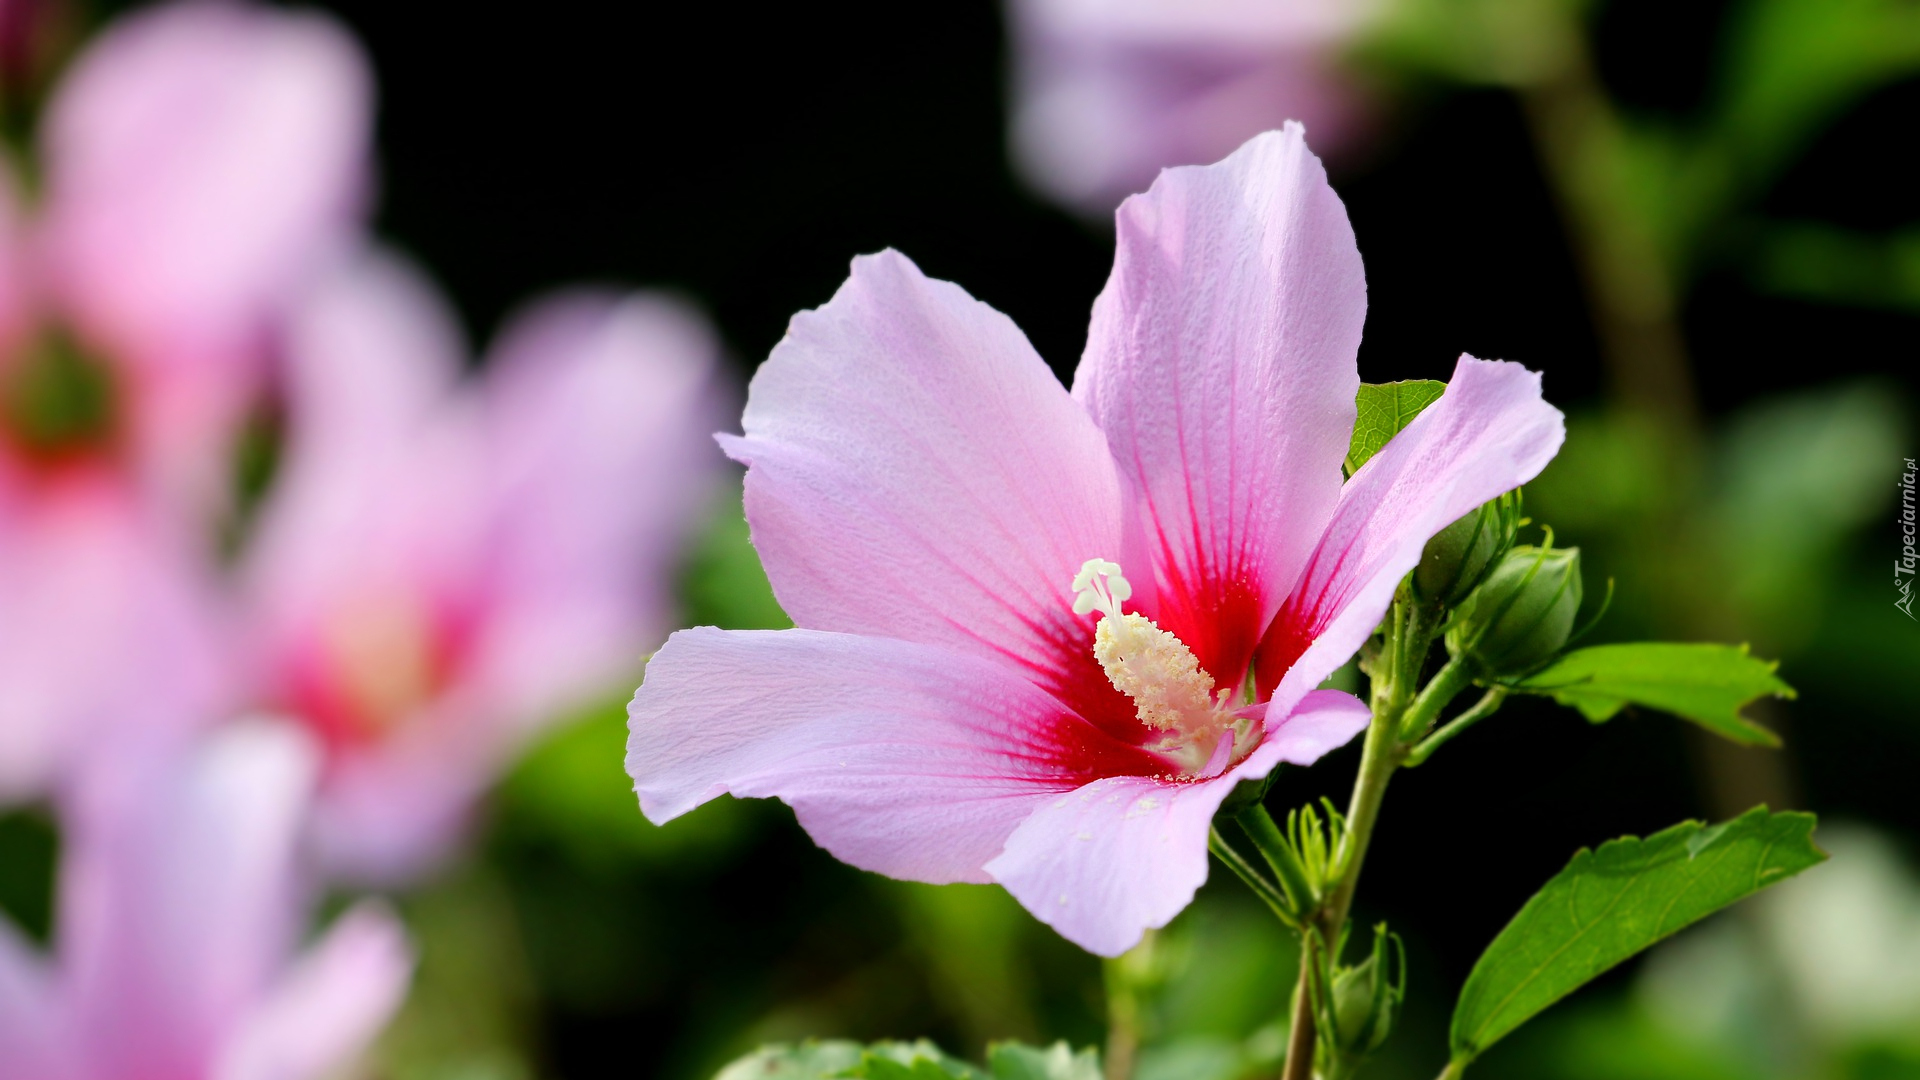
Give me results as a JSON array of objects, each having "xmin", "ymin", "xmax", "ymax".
[{"xmin": 1445, "ymin": 542, "xmax": 1585, "ymax": 677}]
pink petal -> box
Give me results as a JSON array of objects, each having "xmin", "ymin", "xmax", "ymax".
[
  {"xmin": 474, "ymin": 290, "xmax": 725, "ymax": 722},
  {"xmin": 275, "ymin": 249, "xmax": 466, "ymax": 470},
  {"xmin": 36, "ymin": 0, "xmax": 371, "ymax": 483},
  {"xmin": 0, "ymin": 478, "xmax": 230, "ymax": 804},
  {"xmin": 722, "ymin": 249, "xmax": 1145, "ymax": 741},
  {"xmin": 0, "ymin": 920, "xmax": 62, "ymax": 1080},
  {"xmin": 214, "ymin": 901, "xmax": 413, "ymax": 1080},
  {"xmin": 986, "ymin": 688, "xmax": 1368, "ymax": 956},
  {"xmin": 627, "ymin": 627, "xmax": 1164, "ymax": 886},
  {"xmin": 241, "ymin": 248, "xmax": 474, "ymax": 653},
  {"xmin": 1256, "ymin": 356, "xmax": 1566, "ymax": 712},
  {"xmin": 306, "ymin": 730, "xmax": 487, "ymax": 886},
  {"xmin": 60, "ymin": 722, "xmax": 319, "ymax": 1078},
  {"xmin": 1009, "ymin": 0, "xmax": 1377, "ymax": 215},
  {"xmin": 239, "ymin": 253, "xmax": 493, "ymax": 883},
  {"xmin": 1073, "ymin": 124, "xmax": 1363, "ymax": 687}
]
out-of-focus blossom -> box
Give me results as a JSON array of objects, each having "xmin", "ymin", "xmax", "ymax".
[
  {"xmin": 627, "ymin": 127, "xmax": 1563, "ymax": 956},
  {"xmin": 0, "ymin": 1, "xmax": 371, "ymax": 802},
  {"xmin": 240, "ymin": 250, "xmax": 724, "ymax": 884},
  {"xmin": 1008, "ymin": 0, "xmax": 1382, "ymax": 218},
  {"xmin": 0, "ymin": 721, "xmax": 413, "ymax": 1080}
]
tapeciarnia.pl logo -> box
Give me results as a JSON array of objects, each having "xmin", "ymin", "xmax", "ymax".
[{"xmin": 1900, "ymin": 457, "xmax": 1917, "ymax": 620}]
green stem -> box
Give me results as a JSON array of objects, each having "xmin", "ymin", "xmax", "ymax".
[
  {"xmin": 1397, "ymin": 657, "xmax": 1474, "ymax": 748},
  {"xmin": 1436, "ymin": 1058, "xmax": 1468, "ymax": 1080},
  {"xmin": 1403, "ymin": 687, "xmax": 1510, "ymax": 768},
  {"xmin": 1209, "ymin": 827, "xmax": 1296, "ymax": 926},
  {"xmin": 1282, "ymin": 959, "xmax": 1318, "ymax": 1080},
  {"xmin": 1279, "ymin": 597, "xmax": 1458, "ymax": 1080},
  {"xmin": 1105, "ymin": 956, "xmax": 1141, "ymax": 1080}
]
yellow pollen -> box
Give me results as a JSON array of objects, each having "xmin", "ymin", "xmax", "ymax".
[
  {"xmin": 1071, "ymin": 558, "xmax": 1247, "ymax": 774},
  {"xmin": 1094, "ymin": 614, "xmax": 1222, "ymax": 733}
]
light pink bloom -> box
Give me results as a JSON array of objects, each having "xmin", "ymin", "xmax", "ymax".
[
  {"xmin": 0, "ymin": 722, "xmax": 413, "ymax": 1080},
  {"xmin": 0, "ymin": 0, "xmax": 371, "ymax": 802},
  {"xmin": 626, "ymin": 127, "xmax": 1564, "ymax": 956},
  {"xmin": 240, "ymin": 250, "xmax": 725, "ymax": 883},
  {"xmin": 1008, "ymin": 0, "xmax": 1381, "ymax": 217}
]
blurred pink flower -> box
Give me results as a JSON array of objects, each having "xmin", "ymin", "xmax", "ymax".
[
  {"xmin": 626, "ymin": 127, "xmax": 1563, "ymax": 956},
  {"xmin": 240, "ymin": 250, "xmax": 725, "ymax": 884},
  {"xmin": 1008, "ymin": 0, "xmax": 1381, "ymax": 217},
  {"xmin": 0, "ymin": 722, "xmax": 413, "ymax": 1080},
  {"xmin": 0, "ymin": 1, "xmax": 371, "ymax": 802}
]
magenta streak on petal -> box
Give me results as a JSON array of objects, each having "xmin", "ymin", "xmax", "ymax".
[
  {"xmin": 625, "ymin": 627, "xmax": 1168, "ymax": 886},
  {"xmin": 1255, "ymin": 356, "xmax": 1566, "ymax": 711},
  {"xmin": 1074, "ymin": 125, "xmax": 1363, "ymax": 701}
]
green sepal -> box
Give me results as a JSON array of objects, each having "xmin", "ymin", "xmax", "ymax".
[
  {"xmin": 1447, "ymin": 808, "xmax": 1825, "ymax": 1067},
  {"xmin": 1513, "ymin": 642, "xmax": 1793, "ymax": 747},
  {"xmin": 1346, "ymin": 380, "xmax": 1446, "ymax": 476}
]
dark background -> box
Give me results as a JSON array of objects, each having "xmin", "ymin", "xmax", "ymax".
[{"xmin": 281, "ymin": 2, "xmax": 1920, "ymax": 1077}]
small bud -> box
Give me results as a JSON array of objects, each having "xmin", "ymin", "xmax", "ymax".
[
  {"xmin": 1414, "ymin": 494, "xmax": 1520, "ymax": 607},
  {"xmin": 1321, "ymin": 925, "xmax": 1406, "ymax": 1065},
  {"xmin": 1446, "ymin": 543, "xmax": 1583, "ymax": 677}
]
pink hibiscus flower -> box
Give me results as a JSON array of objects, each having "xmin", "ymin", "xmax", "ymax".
[
  {"xmin": 626, "ymin": 127, "xmax": 1564, "ymax": 956},
  {"xmin": 0, "ymin": 722, "xmax": 412, "ymax": 1080},
  {"xmin": 0, "ymin": 0, "xmax": 370, "ymax": 801},
  {"xmin": 239, "ymin": 250, "xmax": 725, "ymax": 883},
  {"xmin": 1008, "ymin": 0, "xmax": 1380, "ymax": 217}
]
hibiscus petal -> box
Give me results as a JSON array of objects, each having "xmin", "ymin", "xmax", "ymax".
[
  {"xmin": 986, "ymin": 688, "xmax": 1368, "ymax": 956},
  {"xmin": 40, "ymin": 1, "xmax": 370, "ymax": 359},
  {"xmin": 722, "ymin": 250, "xmax": 1142, "ymax": 731},
  {"xmin": 240, "ymin": 247, "xmax": 486, "ymax": 717},
  {"xmin": 477, "ymin": 291, "xmax": 725, "ymax": 722},
  {"xmin": 0, "ymin": 481, "xmax": 230, "ymax": 804},
  {"xmin": 60, "ymin": 722, "xmax": 319, "ymax": 1078},
  {"xmin": 1073, "ymin": 124, "xmax": 1363, "ymax": 687},
  {"xmin": 275, "ymin": 249, "xmax": 466, "ymax": 470},
  {"xmin": 627, "ymin": 626, "xmax": 1165, "ymax": 886},
  {"xmin": 37, "ymin": 0, "xmax": 370, "ymax": 481},
  {"xmin": 214, "ymin": 901, "xmax": 413, "ymax": 1080},
  {"xmin": 1256, "ymin": 356, "xmax": 1566, "ymax": 711},
  {"xmin": 0, "ymin": 920, "xmax": 61, "ymax": 1079}
]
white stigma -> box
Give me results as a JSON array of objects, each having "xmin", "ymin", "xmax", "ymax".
[{"xmin": 1070, "ymin": 558, "xmax": 1249, "ymax": 775}]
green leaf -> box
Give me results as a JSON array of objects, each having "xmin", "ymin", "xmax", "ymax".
[
  {"xmin": 1514, "ymin": 643, "xmax": 1793, "ymax": 748},
  {"xmin": 856, "ymin": 1050, "xmax": 987, "ymax": 1080},
  {"xmin": 1448, "ymin": 808, "xmax": 1826, "ymax": 1065},
  {"xmin": 1346, "ymin": 380, "xmax": 1446, "ymax": 475}
]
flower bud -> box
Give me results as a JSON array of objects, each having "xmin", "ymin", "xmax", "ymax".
[
  {"xmin": 1325, "ymin": 926, "xmax": 1405, "ymax": 1061},
  {"xmin": 1446, "ymin": 544, "xmax": 1583, "ymax": 677},
  {"xmin": 1413, "ymin": 494, "xmax": 1520, "ymax": 607}
]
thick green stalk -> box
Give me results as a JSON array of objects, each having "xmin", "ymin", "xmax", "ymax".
[{"xmin": 1279, "ymin": 599, "xmax": 1461, "ymax": 1080}]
